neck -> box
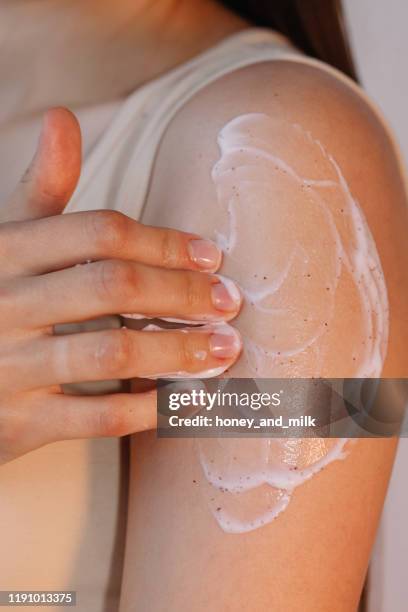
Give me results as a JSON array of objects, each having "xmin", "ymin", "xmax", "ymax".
[{"xmin": 0, "ymin": 0, "xmax": 247, "ymax": 122}]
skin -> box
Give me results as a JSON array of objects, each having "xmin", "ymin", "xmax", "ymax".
[
  {"xmin": 0, "ymin": 0, "xmax": 247, "ymax": 600},
  {"xmin": 0, "ymin": 105, "xmax": 244, "ymax": 465},
  {"xmin": 0, "ymin": 0, "xmax": 245, "ymax": 122},
  {"xmin": 0, "ymin": 0, "xmax": 406, "ymax": 609},
  {"xmin": 118, "ymin": 62, "xmax": 408, "ymax": 611},
  {"xmin": 0, "ymin": 0, "xmax": 247, "ymax": 463}
]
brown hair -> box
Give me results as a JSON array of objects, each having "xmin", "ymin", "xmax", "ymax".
[{"xmin": 219, "ymin": 0, "xmax": 358, "ymax": 81}]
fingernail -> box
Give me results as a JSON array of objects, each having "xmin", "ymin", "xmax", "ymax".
[
  {"xmin": 188, "ymin": 239, "xmax": 222, "ymax": 270},
  {"xmin": 211, "ymin": 275, "xmax": 242, "ymax": 312},
  {"xmin": 209, "ymin": 324, "xmax": 242, "ymax": 359}
]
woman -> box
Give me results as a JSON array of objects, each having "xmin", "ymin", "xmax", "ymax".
[{"xmin": 0, "ymin": 1, "xmax": 406, "ymax": 610}]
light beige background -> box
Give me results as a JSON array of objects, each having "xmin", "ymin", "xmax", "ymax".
[{"xmin": 344, "ymin": 1, "xmax": 408, "ymax": 610}]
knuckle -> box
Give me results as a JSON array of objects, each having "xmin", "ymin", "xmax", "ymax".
[
  {"xmin": 95, "ymin": 329, "xmax": 134, "ymax": 376},
  {"xmin": 0, "ymin": 222, "xmax": 29, "ymax": 275},
  {"xmin": 87, "ymin": 210, "xmax": 129, "ymax": 255},
  {"xmin": 93, "ymin": 259, "xmax": 137, "ymax": 304},
  {"xmin": 159, "ymin": 231, "xmax": 179, "ymax": 268},
  {"xmin": 183, "ymin": 273, "xmax": 202, "ymax": 311},
  {"xmin": 95, "ymin": 400, "xmax": 133, "ymax": 437},
  {"xmin": 177, "ymin": 333, "xmax": 199, "ymax": 371}
]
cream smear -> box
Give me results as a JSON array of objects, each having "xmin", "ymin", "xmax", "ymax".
[{"xmin": 195, "ymin": 113, "xmax": 389, "ymax": 533}]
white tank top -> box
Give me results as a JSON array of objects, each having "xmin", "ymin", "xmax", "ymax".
[{"xmin": 64, "ymin": 28, "xmax": 302, "ymax": 220}]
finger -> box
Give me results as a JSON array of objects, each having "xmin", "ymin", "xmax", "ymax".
[
  {"xmin": 0, "ymin": 210, "xmax": 222, "ymax": 277},
  {"xmin": 1, "ymin": 107, "xmax": 81, "ymax": 223},
  {"xmin": 6, "ymin": 260, "xmax": 242, "ymax": 328},
  {"xmin": 33, "ymin": 389, "xmax": 157, "ymax": 443},
  {"xmin": 14, "ymin": 325, "xmax": 242, "ymax": 389}
]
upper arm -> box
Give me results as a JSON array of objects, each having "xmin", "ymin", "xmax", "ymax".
[
  {"xmin": 144, "ymin": 58, "xmax": 408, "ymax": 378},
  {"xmin": 120, "ymin": 61, "xmax": 408, "ymax": 612}
]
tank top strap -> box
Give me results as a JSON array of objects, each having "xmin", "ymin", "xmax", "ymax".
[{"xmin": 64, "ymin": 28, "xmax": 301, "ymax": 219}]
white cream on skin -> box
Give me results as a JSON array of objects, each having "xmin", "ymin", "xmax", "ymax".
[{"xmin": 195, "ymin": 113, "xmax": 389, "ymax": 533}]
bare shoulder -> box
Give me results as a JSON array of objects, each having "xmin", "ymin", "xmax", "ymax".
[
  {"xmin": 145, "ymin": 58, "xmax": 408, "ymax": 376},
  {"xmin": 151, "ymin": 57, "xmax": 407, "ymax": 208},
  {"xmin": 127, "ymin": 59, "xmax": 408, "ymax": 612}
]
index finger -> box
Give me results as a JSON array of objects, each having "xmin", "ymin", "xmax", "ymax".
[{"xmin": 0, "ymin": 209, "xmax": 222, "ymax": 276}]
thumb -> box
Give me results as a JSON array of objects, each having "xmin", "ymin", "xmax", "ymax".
[{"xmin": 2, "ymin": 107, "xmax": 82, "ymax": 222}]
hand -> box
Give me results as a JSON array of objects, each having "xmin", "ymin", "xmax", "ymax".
[{"xmin": 0, "ymin": 107, "xmax": 242, "ymax": 464}]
